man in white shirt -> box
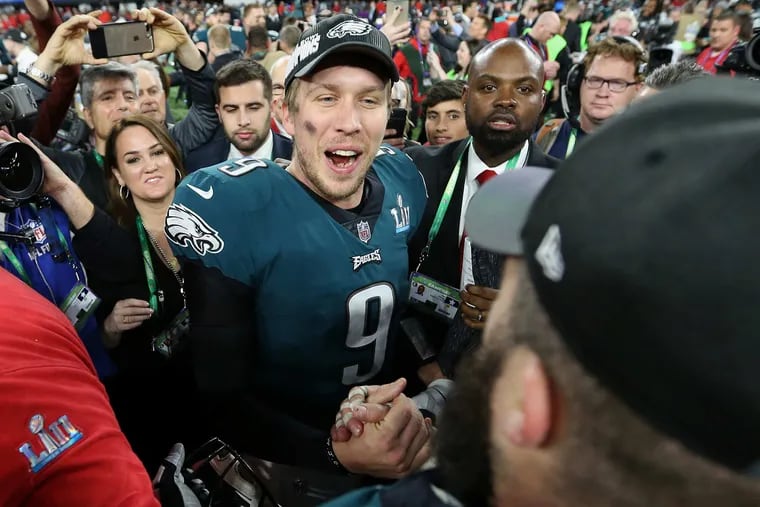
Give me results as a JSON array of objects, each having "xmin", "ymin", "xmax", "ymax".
[
  {"xmin": 3, "ymin": 29, "xmax": 37, "ymax": 75},
  {"xmin": 402, "ymin": 38, "xmax": 559, "ymax": 381}
]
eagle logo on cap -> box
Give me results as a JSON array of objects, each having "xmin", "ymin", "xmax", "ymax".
[{"xmin": 326, "ymin": 20, "xmax": 372, "ymax": 38}]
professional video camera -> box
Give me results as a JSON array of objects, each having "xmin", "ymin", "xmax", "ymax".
[
  {"xmin": 638, "ymin": 18, "xmax": 677, "ymax": 46},
  {"xmin": 0, "ymin": 83, "xmax": 37, "ymax": 127},
  {"xmin": 717, "ymin": 29, "xmax": 760, "ymax": 78},
  {"xmin": 0, "ymin": 83, "xmax": 43, "ymax": 216},
  {"xmin": 54, "ymin": 108, "xmax": 91, "ymax": 151}
]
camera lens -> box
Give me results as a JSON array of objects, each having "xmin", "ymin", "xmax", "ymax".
[
  {"xmin": 746, "ymin": 32, "xmax": 760, "ymax": 71},
  {"xmin": 0, "ymin": 142, "xmax": 43, "ymax": 202}
]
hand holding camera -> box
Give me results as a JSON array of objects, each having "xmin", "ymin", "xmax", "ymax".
[
  {"xmin": 132, "ymin": 8, "xmax": 204, "ymax": 71},
  {"xmin": 33, "ymin": 12, "xmax": 107, "ymax": 82},
  {"xmin": 0, "ymin": 130, "xmax": 71, "ymax": 199}
]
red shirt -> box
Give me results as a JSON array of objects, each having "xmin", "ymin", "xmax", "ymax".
[
  {"xmin": 487, "ymin": 20, "xmax": 510, "ymax": 41},
  {"xmin": 393, "ymin": 38, "xmax": 430, "ymax": 105},
  {"xmin": 0, "ymin": 270, "xmax": 159, "ymax": 507},
  {"xmin": 696, "ymin": 43, "xmax": 735, "ymax": 74}
]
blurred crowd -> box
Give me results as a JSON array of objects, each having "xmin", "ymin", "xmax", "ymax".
[{"xmin": 0, "ymin": 0, "xmax": 759, "ymax": 505}]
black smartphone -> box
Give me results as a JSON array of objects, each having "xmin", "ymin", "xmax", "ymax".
[
  {"xmin": 384, "ymin": 107, "xmax": 407, "ymax": 139},
  {"xmin": 90, "ymin": 21, "xmax": 154, "ymax": 59}
]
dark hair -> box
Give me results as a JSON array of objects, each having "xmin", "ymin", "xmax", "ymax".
[
  {"xmin": 457, "ymin": 38, "xmax": 489, "ymax": 75},
  {"xmin": 644, "ymin": 60, "xmax": 708, "ymax": 89},
  {"xmin": 247, "ymin": 25, "xmax": 270, "ymax": 50},
  {"xmin": 735, "ymin": 11, "xmax": 753, "ymax": 41},
  {"xmin": 474, "ymin": 12, "xmax": 493, "ymax": 31},
  {"xmin": 714, "ymin": 9, "xmax": 739, "ymax": 24},
  {"xmin": 421, "ymin": 79, "xmax": 465, "ymax": 117},
  {"xmin": 214, "ymin": 58, "xmax": 273, "ymax": 102},
  {"xmin": 105, "ymin": 115, "xmax": 185, "ymax": 229},
  {"xmin": 243, "ymin": 2, "xmax": 264, "ymax": 17}
]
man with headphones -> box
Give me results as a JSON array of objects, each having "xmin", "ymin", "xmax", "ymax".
[{"xmin": 536, "ymin": 36, "xmax": 647, "ymax": 159}]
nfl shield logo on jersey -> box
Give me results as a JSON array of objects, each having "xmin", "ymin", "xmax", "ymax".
[{"xmin": 357, "ymin": 221, "xmax": 372, "ymax": 243}]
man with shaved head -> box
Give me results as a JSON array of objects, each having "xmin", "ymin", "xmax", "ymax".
[{"xmin": 523, "ymin": 11, "xmax": 563, "ymax": 81}]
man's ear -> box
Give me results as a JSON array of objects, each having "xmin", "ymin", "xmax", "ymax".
[
  {"xmin": 502, "ymin": 348, "xmax": 552, "ymax": 448},
  {"xmin": 83, "ymin": 107, "xmax": 95, "ymax": 130}
]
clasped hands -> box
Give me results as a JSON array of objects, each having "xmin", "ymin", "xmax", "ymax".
[{"xmin": 328, "ymin": 378, "xmax": 433, "ymax": 479}]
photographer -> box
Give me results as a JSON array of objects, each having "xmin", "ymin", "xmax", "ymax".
[{"xmin": 696, "ymin": 10, "xmax": 740, "ymax": 73}]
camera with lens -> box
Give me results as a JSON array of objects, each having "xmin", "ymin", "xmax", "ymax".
[
  {"xmin": 0, "ymin": 141, "xmax": 44, "ymax": 212},
  {"xmin": 717, "ymin": 29, "xmax": 760, "ymax": 78},
  {"xmin": 0, "ymin": 83, "xmax": 37, "ymax": 126},
  {"xmin": 54, "ymin": 108, "xmax": 90, "ymax": 151},
  {"xmin": 0, "ymin": 83, "xmax": 43, "ymax": 211}
]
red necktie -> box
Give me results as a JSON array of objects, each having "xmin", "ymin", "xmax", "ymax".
[
  {"xmin": 460, "ymin": 170, "xmax": 499, "ymax": 272},
  {"xmin": 476, "ymin": 169, "xmax": 498, "ymax": 187}
]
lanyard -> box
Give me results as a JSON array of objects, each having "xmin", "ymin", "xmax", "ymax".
[
  {"xmin": 416, "ymin": 138, "xmax": 521, "ymax": 270},
  {"xmin": 416, "ymin": 39, "xmax": 430, "ymax": 78},
  {"xmin": 91, "ymin": 150, "xmax": 104, "ymax": 168},
  {"xmin": 566, "ymin": 128, "xmax": 577, "ymax": 158},
  {"xmin": 0, "ymin": 241, "xmax": 31, "ymax": 285},
  {"xmin": 136, "ymin": 216, "xmax": 161, "ymax": 315},
  {"xmin": 0, "ymin": 204, "xmax": 78, "ymax": 287},
  {"xmin": 698, "ymin": 44, "xmax": 733, "ymax": 68}
]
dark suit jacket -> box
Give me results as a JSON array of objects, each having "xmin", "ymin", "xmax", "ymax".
[
  {"xmin": 184, "ymin": 129, "xmax": 294, "ymax": 173},
  {"xmin": 403, "ymin": 139, "xmax": 558, "ymax": 374}
]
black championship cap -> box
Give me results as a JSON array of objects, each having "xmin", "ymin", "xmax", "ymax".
[
  {"xmin": 284, "ymin": 14, "xmax": 399, "ymax": 91},
  {"xmin": 3, "ymin": 29, "xmax": 28, "ymax": 44},
  {"xmin": 466, "ymin": 76, "xmax": 760, "ymax": 472}
]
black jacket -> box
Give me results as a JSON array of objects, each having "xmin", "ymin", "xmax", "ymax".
[
  {"xmin": 184, "ymin": 129, "xmax": 294, "ymax": 173},
  {"xmin": 402, "ymin": 139, "xmax": 558, "ymax": 364}
]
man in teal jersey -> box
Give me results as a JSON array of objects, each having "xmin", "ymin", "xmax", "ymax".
[{"xmin": 167, "ymin": 15, "xmax": 431, "ymax": 506}]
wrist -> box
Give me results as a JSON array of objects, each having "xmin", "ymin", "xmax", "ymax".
[
  {"xmin": 32, "ymin": 54, "xmax": 60, "ymax": 77},
  {"xmin": 175, "ymin": 40, "xmax": 204, "ymax": 72},
  {"xmin": 102, "ymin": 320, "xmax": 122, "ymax": 347},
  {"xmin": 326, "ymin": 436, "xmax": 351, "ymax": 475}
]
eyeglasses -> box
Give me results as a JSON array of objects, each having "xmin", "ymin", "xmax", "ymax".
[{"xmin": 583, "ymin": 76, "xmax": 638, "ymax": 92}]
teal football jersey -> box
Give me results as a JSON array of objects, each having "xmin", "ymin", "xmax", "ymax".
[{"xmin": 167, "ymin": 148, "xmax": 427, "ymax": 425}]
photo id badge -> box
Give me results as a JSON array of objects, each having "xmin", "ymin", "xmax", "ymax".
[
  {"xmin": 60, "ymin": 283, "xmax": 101, "ymax": 331},
  {"xmin": 409, "ymin": 272, "xmax": 461, "ymax": 322},
  {"xmin": 152, "ymin": 307, "xmax": 190, "ymax": 359},
  {"xmin": 422, "ymin": 77, "xmax": 433, "ymax": 88}
]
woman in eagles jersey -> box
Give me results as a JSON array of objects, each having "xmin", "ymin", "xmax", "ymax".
[{"xmin": 5, "ymin": 116, "xmax": 203, "ymax": 475}]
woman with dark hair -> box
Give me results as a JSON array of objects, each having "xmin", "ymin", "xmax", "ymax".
[
  {"xmin": 7, "ymin": 115, "xmax": 202, "ymax": 475},
  {"xmin": 428, "ymin": 38, "xmax": 488, "ymax": 81},
  {"xmin": 449, "ymin": 38, "xmax": 488, "ymax": 79}
]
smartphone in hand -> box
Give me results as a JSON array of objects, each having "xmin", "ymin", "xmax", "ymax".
[
  {"xmin": 90, "ymin": 21, "xmax": 154, "ymax": 59},
  {"xmin": 384, "ymin": 107, "xmax": 408, "ymax": 139}
]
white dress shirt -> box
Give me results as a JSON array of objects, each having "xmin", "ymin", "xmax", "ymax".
[
  {"xmin": 460, "ymin": 140, "xmax": 529, "ymax": 289},
  {"xmin": 227, "ymin": 129, "xmax": 274, "ymax": 161}
]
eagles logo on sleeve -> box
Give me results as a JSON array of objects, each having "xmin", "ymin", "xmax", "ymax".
[{"xmin": 166, "ymin": 203, "xmax": 225, "ymax": 256}]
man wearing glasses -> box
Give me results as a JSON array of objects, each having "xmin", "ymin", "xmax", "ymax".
[{"xmin": 537, "ymin": 37, "xmax": 646, "ymax": 160}]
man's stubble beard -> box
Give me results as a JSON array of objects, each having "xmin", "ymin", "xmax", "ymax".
[{"xmin": 292, "ymin": 141, "xmax": 367, "ymax": 203}]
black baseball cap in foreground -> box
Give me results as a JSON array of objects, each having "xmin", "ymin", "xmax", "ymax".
[
  {"xmin": 466, "ymin": 76, "xmax": 760, "ymax": 472},
  {"xmin": 284, "ymin": 14, "xmax": 399, "ymax": 91}
]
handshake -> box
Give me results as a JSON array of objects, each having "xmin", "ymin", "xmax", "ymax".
[{"xmin": 327, "ymin": 377, "xmax": 453, "ymax": 479}]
